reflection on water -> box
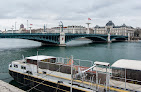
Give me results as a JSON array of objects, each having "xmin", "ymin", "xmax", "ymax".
[{"xmin": 0, "ymin": 39, "xmax": 41, "ymax": 49}]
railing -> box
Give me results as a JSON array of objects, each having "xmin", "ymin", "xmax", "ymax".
[
  {"xmin": 110, "ymin": 76, "xmax": 141, "ymax": 91},
  {"xmin": 0, "ymin": 32, "xmax": 129, "ymax": 36},
  {"xmin": 56, "ymin": 57, "xmax": 93, "ymax": 67}
]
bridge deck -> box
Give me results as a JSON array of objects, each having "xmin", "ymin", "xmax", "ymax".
[{"xmin": 0, "ymin": 33, "xmax": 128, "ymax": 45}]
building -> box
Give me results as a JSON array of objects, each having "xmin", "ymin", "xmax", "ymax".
[
  {"xmin": 51, "ymin": 25, "xmax": 93, "ymax": 34},
  {"xmin": 6, "ymin": 30, "xmax": 20, "ymax": 33},
  {"xmin": 20, "ymin": 24, "xmax": 24, "ymax": 29},
  {"xmin": 19, "ymin": 24, "xmax": 26, "ymax": 32},
  {"xmin": 94, "ymin": 21, "xmax": 134, "ymax": 37},
  {"xmin": 134, "ymin": 27, "xmax": 141, "ymax": 37}
]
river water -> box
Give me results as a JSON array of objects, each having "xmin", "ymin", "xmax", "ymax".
[{"xmin": 0, "ymin": 38, "xmax": 141, "ymax": 90}]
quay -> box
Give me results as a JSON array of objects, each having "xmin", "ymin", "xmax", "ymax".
[{"xmin": 0, "ymin": 80, "xmax": 25, "ymax": 92}]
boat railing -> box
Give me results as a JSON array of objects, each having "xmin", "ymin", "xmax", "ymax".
[
  {"xmin": 110, "ymin": 75, "xmax": 141, "ymax": 91},
  {"xmin": 56, "ymin": 57, "xmax": 93, "ymax": 68}
]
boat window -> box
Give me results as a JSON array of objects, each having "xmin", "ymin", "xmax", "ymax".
[
  {"xmin": 14, "ymin": 64, "xmax": 18, "ymax": 68},
  {"xmin": 26, "ymin": 71, "xmax": 32, "ymax": 75},
  {"xmin": 24, "ymin": 67, "xmax": 26, "ymax": 70},
  {"xmin": 50, "ymin": 59, "xmax": 56, "ymax": 63},
  {"xmin": 41, "ymin": 58, "xmax": 56, "ymax": 63},
  {"xmin": 21, "ymin": 66, "xmax": 26, "ymax": 70},
  {"xmin": 43, "ymin": 71, "xmax": 46, "ymax": 74},
  {"xmin": 26, "ymin": 59, "xmax": 37, "ymax": 65},
  {"xmin": 41, "ymin": 59, "xmax": 49, "ymax": 62}
]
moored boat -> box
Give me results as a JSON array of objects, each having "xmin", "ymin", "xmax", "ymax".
[{"xmin": 9, "ymin": 55, "xmax": 111, "ymax": 92}]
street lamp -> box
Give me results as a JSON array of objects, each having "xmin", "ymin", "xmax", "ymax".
[
  {"xmin": 59, "ymin": 22, "xmax": 61, "ymax": 33},
  {"xmin": 60, "ymin": 21, "xmax": 63, "ymax": 32}
]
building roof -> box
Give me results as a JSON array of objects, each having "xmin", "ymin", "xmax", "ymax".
[
  {"xmin": 25, "ymin": 55, "xmax": 56, "ymax": 60},
  {"xmin": 94, "ymin": 25, "xmax": 99, "ymax": 28},
  {"xmin": 106, "ymin": 21, "xmax": 115, "ymax": 26},
  {"xmin": 111, "ymin": 59, "xmax": 141, "ymax": 70},
  {"xmin": 121, "ymin": 24, "xmax": 126, "ymax": 27}
]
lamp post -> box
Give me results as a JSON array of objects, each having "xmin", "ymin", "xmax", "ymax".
[
  {"xmin": 43, "ymin": 24, "xmax": 45, "ymax": 33},
  {"xmin": 60, "ymin": 21, "xmax": 63, "ymax": 32},
  {"xmin": 59, "ymin": 22, "xmax": 61, "ymax": 33},
  {"xmin": 59, "ymin": 21, "xmax": 66, "ymax": 46},
  {"xmin": 29, "ymin": 27, "xmax": 32, "ymax": 34}
]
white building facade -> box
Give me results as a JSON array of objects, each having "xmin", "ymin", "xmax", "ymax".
[
  {"xmin": 94, "ymin": 21, "xmax": 134, "ymax": 37},
  {"xmin": 51, "ymin": 25, "xmax": 90, "ymax": 34}
]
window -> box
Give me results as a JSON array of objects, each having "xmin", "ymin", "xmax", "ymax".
[
  {"xmin": 21, "ymin": 66, "xmax": 26, "ymax": 70},
  {"xmin": 43, "ymin": 71, "xmax": 46, "ymax": 74},
  {"xmin": 26, "ymin": 71, "xmax": 32, "ymax": 75},
  {"xmin": 14, "ymin": 64, "xmax": 18, "ymax": 68}
]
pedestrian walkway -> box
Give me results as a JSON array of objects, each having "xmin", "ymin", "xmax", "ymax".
[{"xmin": 0, "ymin": 80, "xmax": 25, "ymax": 92}]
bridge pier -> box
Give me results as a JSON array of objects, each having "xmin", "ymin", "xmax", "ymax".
[
  {"xmin": 59, "ymin": 32, "xmax": 66, "ymax": 46},
  {"xmin": 41, "ymin": 32, "xmax": 66, "ymax": 46}
]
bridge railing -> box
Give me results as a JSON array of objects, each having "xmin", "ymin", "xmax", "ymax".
[{"xmin": 0, "ymin": 32, "xmax": 128, "ymax": 36}]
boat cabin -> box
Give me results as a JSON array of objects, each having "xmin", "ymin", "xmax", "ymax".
[
  {"xmin": 111, "ymin": 59, "xmax": 141, "ymax": 84},
  {"xmin": 25, "ymin": 55, "xmax": 56, "ymax": 65}
]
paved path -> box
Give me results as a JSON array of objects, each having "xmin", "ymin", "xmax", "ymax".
[{"xmin": 0, "ymin": 80, "xmax": 25, "ymax": 92}]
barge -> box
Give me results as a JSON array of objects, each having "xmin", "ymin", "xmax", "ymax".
[{"xmin": 9, "ymin": 55, "xmax": 110, "ymax": 92}]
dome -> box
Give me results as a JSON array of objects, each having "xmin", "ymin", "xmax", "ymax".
[
  {"xmin": 95, "ymin": 25, "xmax": 99, "ymax": 28},
  {"xmin": 106, "ymin": 21, "xmax": 115, "ymax": 26},
  {"xmin": 121, "ymin": 24, "xmax": 126, "ymax": 27}
]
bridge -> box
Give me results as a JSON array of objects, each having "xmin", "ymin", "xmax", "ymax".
[{"xmin": 0, "ymin": 33, "xmax": 128, "ymax": 46}]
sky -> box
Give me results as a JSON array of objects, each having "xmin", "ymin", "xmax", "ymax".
[{"xmin": 0, "ymin": 0, "xmax": 141, "ymax": 30}]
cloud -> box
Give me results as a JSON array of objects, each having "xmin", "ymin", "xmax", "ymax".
[{"xmin": 0, "ymin": 0, "xmax": 141, "ymax": 30}]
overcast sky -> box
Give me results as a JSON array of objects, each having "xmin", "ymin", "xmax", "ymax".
[{"xmin": 0, "ymin": 0, "xmax": 141, "ymax": 30}]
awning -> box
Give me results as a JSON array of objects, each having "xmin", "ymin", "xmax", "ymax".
[
  {"xmin": 111, "ymin": 59, "xmax": 141, "ymax": 70},
  {"xmin": 25, "ymin": 55, "xmax": 56, "ymax": 61},
  {"xmin": 94, "ymin": 61, "xmax": 110, "ymax": 66}
]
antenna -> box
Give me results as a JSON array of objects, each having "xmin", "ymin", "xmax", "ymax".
[{"xmin": 36, "ymin": 49, "xmax": 44, "ymax": 75}]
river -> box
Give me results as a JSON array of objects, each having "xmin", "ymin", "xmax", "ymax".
[{"xmin": 0, "ymin": 38, "xmax": 141, "ymax": 90}]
